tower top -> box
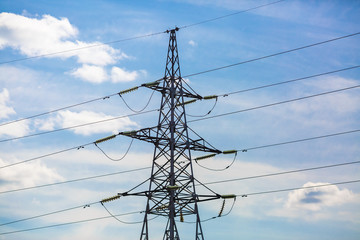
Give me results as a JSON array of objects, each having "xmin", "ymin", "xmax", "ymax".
[{"xmin": 166, "ymin": 27, "xmax": 179, "ymax": 33}]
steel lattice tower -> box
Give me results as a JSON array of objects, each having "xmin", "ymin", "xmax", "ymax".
[{"xmin": 118, "ymin": 28, "xmax": 223, "ymax": 239}]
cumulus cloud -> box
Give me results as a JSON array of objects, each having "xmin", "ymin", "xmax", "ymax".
[
  {"xmin": 285, "ymin": 182, "xmax": 356, "ymax": 211},
  {"xmin": 0, "ymin": 157, "xmax": 64, "ymax": 192},
  {"xmin": 0, "ymin": 88, "xmax": 31, "ymax": 137},
  {"xmin": 0, "ymin": 12, "xmax": 136, "ymax": 83},
  {"xmin": 110, "ymin": 66, "xmax": 140, "ymax": 83},
  {"xmin": 267, "ymin": 181, "xmax": 360, "ymax": 222},
  {"xmin": 71, "ymin": 64, "xmax": 108, "ymax": 83},
  {"xmin": 0, "ymin": 120, "xmax": 30, "ymax": 138},
  {"xmin": 35, "ymin": 110, "xmax": 138, "ymax": 136},
  {"xmin": 0, "ymin": 13, "xmax": 125, "ymax": 64},
  {"xmin": 0, "ymin": 88, "xmax": 16, "ymax": 119}
]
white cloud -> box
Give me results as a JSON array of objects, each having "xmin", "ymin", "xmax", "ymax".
[
  {"xmin": 36, "ymin": 110, "xmax": 138, "ymax": 136},
  {"xmin": 0, "ymin": 157, "xmax": 64, "ymax": 192},
  {"xmin": 0, "ymin": 120, "xmax": 30, "ymax": 137},
  {"xmin": 0, "ymin": 88, "xmax": 16, "ymax": 119},
  {"xmin": 0, "ymin": 88, "xmax": 31, "ymax": 138},
  {"xmin": 0, "ymin": 12, "xmax": 78, "ymax": 55},
  {"xmin": 188, "ymin": 40, "xmax": 197, "ymax": 47},
  {"xmin": 266, "ymin": 182, "xmax": 360, "ymax": 222},
  {"xmin": 0, "ymin": 12, "xmax": 130, "ymax": 82},
  {"xmin": 286, "ymin": 182, "xmax": 356, "ymax": 211},
  {"xmin": 110, "ymin": 66, "xmax": 140, "ymax": 83},
  {"xmin": 71, "ymin": 64, "xmax": 108, "ymax": 83}
]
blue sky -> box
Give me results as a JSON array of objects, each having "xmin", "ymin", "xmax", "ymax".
[{"xmin": 0, "ymin": 0, "xmax": 359, "ymax": 239}]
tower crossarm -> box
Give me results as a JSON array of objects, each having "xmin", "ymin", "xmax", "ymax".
[
  {"xmin": 119, "ymin": 127, "xmax": 221, "ymax": 154},
  {"xmin": 141, "ymin": 78, "xmax": 203, "ymax": 100}
]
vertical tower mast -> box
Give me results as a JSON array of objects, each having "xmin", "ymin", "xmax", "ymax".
[
  {"xmin": 116, "ymin": 28, "xmax": 224, "ymax": 239},
  {"xmin": 139, "ymin": 28, "xmax": 204, "ymax": 240}
]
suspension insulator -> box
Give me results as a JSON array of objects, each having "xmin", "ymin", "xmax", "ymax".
[
  {"xmin": 221, "ymin": 194, "xmax": 236, "ymax": 199},
  {"xmin": 119, "ymin": 86, "xmax": 139, "ymax": 95},
  {"xmin": 101, "ymin": 195, "xmax": 120, "ymax": 203},
  {"xmin": 203, "ymin": 95, "xmax": 218, "ymax": 100},
  {"xmin": 222, "ymin": 150, "xmax": 238, "ymax": 155},
  {"xmin": 95, "ymin": 134, "xmax": 117, "ymax": 144},
  {"xmin": 155, "ymin": 204, "xmax": 169, "ymax": 211},
  {"xmin": 176, "ymin": 99, "xmax": 197, "ymax": 106},
  {"xmin": 142, "ymin": 81, "xmax": 160, "ymax": 87},
  {"xmin": 194, "ymin": 153, "xmax": 216, "ymax": 161},
  {"xmin": 121, "ymin": 130, "xmax": 137, "ymax": 136},
  {"xmin": 166, "ymin": 185, "xmax": 180, "ymax": 191},
  {"xmin": 180, "ymin": 210, "xmax": 184, "ymax": 222}
]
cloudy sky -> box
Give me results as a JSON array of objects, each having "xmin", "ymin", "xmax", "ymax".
[{"xmin": 0, "ymin": 0, "xmax": 359, "ymax": 239}]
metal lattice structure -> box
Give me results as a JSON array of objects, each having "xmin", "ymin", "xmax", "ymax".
[{"xmin": 118, "ymin": 28, "xmax": 223, "ymax": 239}]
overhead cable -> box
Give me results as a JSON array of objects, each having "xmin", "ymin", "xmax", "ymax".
[
  {"xmin": 1, "ymin": 180, "xmax": 359, "ymax": 236},
  {"xmin": 0, "ymin": 63, "xmax": 358, "ymax": 130},
  {"xmin": 236, "ymin": 180, "xmax": 360, "ymax": 197},
  {"xmin": 180, "ymin": 0, "xmax": 286, "ymax": 29},
  {"xmin": 2, "ymin": 159, "xmax": 359, "ymax": 195},
  {"xmin": 0, "ymin": 0, "xmax": 286, "ymax": 65},
  {"xmin": 0, "ymin": 108, "xmax": 158, "ymax": 143},
  {"xmin": 1, "ymin": 82, "xmax": 358, "ymax": 144},
  {"xmin": 0, "ymin": 167, "xmax": 151, "ymax": 194},
  {"xmin": 0, "ymin": 210, "xmax": 142, "ymax": 236},
  {"xmin": 1, "ymin": 127, "xmax": 359, "ymax": 171},
  {"xmin": 183, "ymin": 32, "xmax": 360, "ymax": 78},
  {"xmin": 201, "ymin": 160, "xmax": 360, "ymax": 186},
  {"xmin": 189, "ymin": 85, "xmax": 360, "ymax": 123},
  {"xmin": 0, "ymin": 201, "xmax": 99, "ymax": 227},
  {"xmin": 0, "ymin": 30, "xmax": 167, "ymax": 65}
]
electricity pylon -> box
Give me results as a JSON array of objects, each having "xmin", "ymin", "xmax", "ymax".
[{"xmin": 116, "ymin": 28, "xmax": 231, "ymax": 239}]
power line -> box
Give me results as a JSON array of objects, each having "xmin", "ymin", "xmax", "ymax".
[
  {"xmin": 0, "ymin": 126, "xmax": 358, "ymax": 178},
  {"xmin": 201, "ymin": 160, "xmax": 360, "ymax": 186},
  {"xmin": 238, "ymin": 129, "xmax": 360, "ymax": 152},
  {"xmin": 0, "ymin": 126, "xmax": 360, "ymax": 190},
  {"xmin": 0, "ymin": 30, "xmax": 167, "ymax": 65},
  {"xmin": 180, "ymin": 0, "xmax": 286, "ymax": 29},
  {"xmin": 3, "ymin": 159, "xmax": 359, "ymax": 196},
  {"xmin": 237, "ymin": 180, "xmax": 360, "ymax": 197},
  {"xmin": 0, "ymin": 92, "xmax": 119, "ymax": 127},
  {"xmin": 0, "ymin": 201, "xmax": 99, "ymax": 227},
  {"xmin": 0, "ymin": 211, "xmax": 142, "ymax": 235},
  {"xmin": 1, "ymin": 81, "xmax": 358, "ymax": 144},
  {"xmin": 0, "ymin": 142, "xmax": 93, "ymax": 170},
  {"xmin": 0, "ymin": 0, "xmax": 286, "ymax": 66},
  {"xmin": 189, "ymin": 85, "xmax": 360, "ymax": 123},
  {"xmin": 183, "ymin": 31, "xmax": 360, "ymax": 78},
  {"xmin": 221, "ymin": 65, "xmax": 360, "ymax": 96},
  {"xmin": 1, "ymin": 180, "xmax": 359, "ymax": 236},
  {"xmin": 0, "ymin": 62, "xmax": 358, "ymax": 131},
  {"xmin": 0, "ymin": 167, "xmax": 150, "ymax": 194},
  {"xmin": 1, "ymin": 30, "xmax": 359, "ymax": 129},
  {"xmin": 0, "ymin": 108, "xmax": 159, "ymax": 143}
]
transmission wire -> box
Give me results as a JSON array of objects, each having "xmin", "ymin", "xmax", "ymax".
[
  {"xmin": 180, "ymin": 0, "xmax": 286, "ymax": 29},
  {"xmin": 195, "ymin": 152, "xmax": 237, "ymax": 171},
  {"xmin": 0, "ymin": 0, "xmax": 286, "ymax": 66},
  {"xmin": 0, "ymin": 211, "xmax": 142, "ymax": 236},
  {"xmin": 183, "ymin": 31, "xmax": 360, "ymax": 78},
  {"xmin": 95, "ymin": 138, "xmax": 134, "ymax": 161},
  {"xmin": 119, "ymin": 90, "xmax": 156, "ymax": 113},
  {"xmin": 201, "ymin": 160, "xmax": 360, "ymax": 186},
  {"xmin": 0, "ymin": 62, "xmax": 358, "ymax": 130},
  {"xmin": 0, "ymin": 166, "xmax": 151, "ymax": 195},
  {"xmin": 0, "ymin": 201, "xmax": 100, "ymax": 227},
  {"xmin": 236, "ymin": 180, "xmax": 360, "ymax": 197},
  {"xmin": 2, "ymin": 180, "xmax": 358, "ymax": 236},
  {"xmin": 189, "ymin": 85, "xmax": 360, "ymax": 123}
]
